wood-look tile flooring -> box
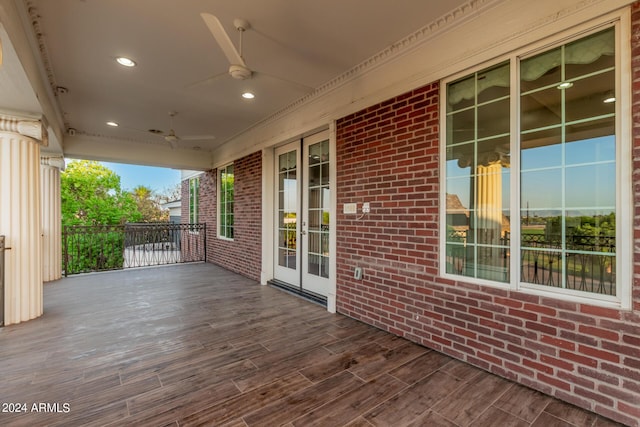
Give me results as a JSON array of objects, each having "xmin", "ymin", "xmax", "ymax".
[{"xmin": 0, "ymin": 263, "xmax": 624, "ymax": 427}]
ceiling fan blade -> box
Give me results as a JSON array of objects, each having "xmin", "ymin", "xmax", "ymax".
[
  {"xmin": 185, "ymin": 71, "xmax": 227, "ymax": 90},
  {"xmin": 253, "ymin": 71, "xmax": 314, "ymax": 92},
  {"xmin": 180, "ymin": 135, "xmax": 216, "ymax": 141},
  {"xmin": 200, "ymin": 13, "xmax": 246, "ymax": 67}
]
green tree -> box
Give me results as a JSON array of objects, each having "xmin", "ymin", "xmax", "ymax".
[
  {"xmin": 131, "ymin": 185, "xmax": 169, "ymax": 223},
  {"xmin": 61, "ymin": 160, "xmax": 142, "ymax": 226},
  {"xmin": 61, "ymin": 161, "xmax": 143, "ymax": 273}
]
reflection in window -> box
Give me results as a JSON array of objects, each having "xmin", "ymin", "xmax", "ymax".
[
  {"xmin": 444, "ymin": 26, "xmax": 618, "ymax": 298},
  {"xmin": 520, "ymin": 27, "xmax": 615, "ymax": 295},
  {"xmin": 446, "ymin": 62, "xmax": 511, "ymax": 283},
  {"xmin": 219, "ymin": 164, "xmax": 234, "ymax": 239}
]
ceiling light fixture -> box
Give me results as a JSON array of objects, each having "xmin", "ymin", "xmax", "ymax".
[
  {"xmin": 242, "ymin": 91, "xmax": 255, "ymax": 99},
  {"xmin": 116, "ymin": 57, "xmax": 136, "ymax": 67},
  {"xmin": 556, "ymin": 81, "xmax": 573, "ymax": 90},
  {"xmin": 106, "ymin": 121, "xmax": 119, "ymax": 127}
]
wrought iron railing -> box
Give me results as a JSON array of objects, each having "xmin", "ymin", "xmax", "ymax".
[
  {"xmin": 63, "ymin": 223, "xmax": 206, "ymax": 276},
  {"xmin": 447, "ymin": 231, "xmax": 616, "ymax": 295}
]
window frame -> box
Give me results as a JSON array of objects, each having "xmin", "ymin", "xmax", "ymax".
[
  {"xmin": 218, "ymin": 163, "xmax": 234, "ymax": 240},
  {"xmin": 439, "ymin": 13, "xmax": 632, "ymax": 309}
]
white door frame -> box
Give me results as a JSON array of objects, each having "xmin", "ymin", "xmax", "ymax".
[{"xmin": 261, "ymin": 125, "xmax": 337, "ymax": 312}]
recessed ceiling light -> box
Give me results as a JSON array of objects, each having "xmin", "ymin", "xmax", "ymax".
[
  {"xmin": 116, "ymin": 57, "xmax": 136, "ymax": 67},
  {"xmin": 242, "ymin": 91, "xmax": 255, "ymax": 99},
  {"xmin": 106, "ymin": 121, "xmax": 119, "ymax": 127},
  {"xmin": 556, "ymin": 82, "xmax": 573, "ymax": 90},
  {"xmin": 603, "ymin": 96, "xmax": 616, "ymax": 104}
]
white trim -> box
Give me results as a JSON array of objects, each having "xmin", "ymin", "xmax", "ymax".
[
  {"xmin": 328, "ymin": 122, "xmax": 337, "ymax": 313},
  {"xmin": 616, "ymin": 8, "xmax": 632, "ymax": 310},
  {"xmin": 440, "ymin": 11, "xmax": 630, "ymax": 308},
  {"xmin": 261, "ymin": 148, "xmax": 274, "ymax": 285}
]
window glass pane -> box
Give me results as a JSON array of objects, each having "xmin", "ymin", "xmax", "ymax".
[
  {"xmin": 446, "ymin": 143, "xmax": 474, "ymax": 175},
  {"xmin": 308, "ymin": 254, "xmax": 320, "ymax": 275},
  {"xmin": 565, "ymin": 71, "xmax": 614, "ymax": 123},
  {"xmin": 477, "ymin": 63, "xmax": 510, "ymax": 104},
  {"xmin": 320, "ymin": 256, "xmax": 330, "ymax": 278},
  {"xmin": 445, "ymin": 243, "xmax": 474, "ymax": 277},
  {"xmin": 565, "ymin": 135, "xmax": 614, "ymax": 165},
  {"xmin": 477, "ymin": 244, "xmax": 509, "ymax": 282},
  {"xmin": 447, "ymin": 177, "xmax": 473, "ymax": 216},
  {"xmin": 521, "ymin": 249, "xmax": 563, "ymax": 287},
  {"xmin": 478, "ymin": 136, "xmax": 509, "ymax": 166},
  {"xmin": 521, "ymin": 47, "xmax": 561, "ymax": 92},
  {"xmin": 520, "ymin": 87, "xmax": 561, "ymax": 131},
  {"xmin": 521, "ymin": 128, "xmax": 562, "ymax": 170},
  {"xmin": 565, "ymin": 163, "xmax": 615, "ymax": 208},
  {"xmin": 566, "ymin": 117, "xmax": 615, "ymax": 145},
  {"xmin": 521, "ymin": 209, "xmax": 562, "ymax": 248},
  {"xmin": 447, "ymin": 109, "xmax": 475, "ymax": 144},
  {"xmin": 478, "ymin": 99, "xmax": 509, "ymax": 139},
  {"xmin": 447, "ymin": 75, "xmax": 475, "ymax": 112},
  {"xmin": 445, "ymin": 62, "xmax": 510, "ymax": 283},
  {"xmin": 321, "ymin": 163, "xmax": 329, "ymax": 186},
  {"xmin": 565, "ymin": 210, "xmax": 615, "ymax": 250},
  {"xmin": 521, "ymin": 169, "xmax": 562, "ymax": 209},
  {"xmin": 565, "ymin": 252, "xmax": 615, "ymax": 295},
  {"xmin": 565, "ymin": 29, "xmax": 615, "ymax": 79},
  {"xmin": 519, "ymin": 26, "xmax": 616, "ymax": 296}
]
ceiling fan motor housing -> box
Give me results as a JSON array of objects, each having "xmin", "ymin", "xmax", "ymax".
[{"xmin": 229, "ymin": 64, "xmax": 252, "ymax": 80}]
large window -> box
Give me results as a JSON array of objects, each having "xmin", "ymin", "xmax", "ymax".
[
  {"xmin": 443, "ymin": 22, "xmax": 629, "ymax": 306},
  {"xmin": 219, "ymin": 164, "xmax": 234, "ymax": 239},
  {"xmin": 189, "ymin": 177, "xmax": 199, "ymax": 224}
]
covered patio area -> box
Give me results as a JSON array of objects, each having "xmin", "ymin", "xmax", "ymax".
[{"xmin": 0, "ymin": 263, "xmax": 621, "ymax": 426}]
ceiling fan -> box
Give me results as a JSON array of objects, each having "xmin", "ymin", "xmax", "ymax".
[
  {"xmin": 201, "ymin": 14, "xmax": 252, "ymax": 81},
  {"xmin": 193, "ymin": 13, "xmax": 312, "ymax": 90},
  {"xmin": 150, "ymin": 111, "xmax": 214, "ymax": 149}
]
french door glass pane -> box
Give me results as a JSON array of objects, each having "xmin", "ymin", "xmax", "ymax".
[
  {"xmin": 307, "ymin": 140, "xmax": 330, "ymax": 279},
  {"xmin": 278, "ymin": 151, "xmax": 297, "ymax": 269}
]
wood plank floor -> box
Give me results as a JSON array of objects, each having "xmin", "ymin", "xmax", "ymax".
[{"xmin": 0, "ymin": 263, "xmax": 625, "ymax": 426}]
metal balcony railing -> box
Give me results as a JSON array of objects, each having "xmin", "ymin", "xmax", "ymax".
[{"xmin": 63, "ymin": 223, "xmax": 206, "ymax": 276}]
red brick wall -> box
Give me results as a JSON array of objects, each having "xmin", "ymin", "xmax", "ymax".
[
  {"xmin": 335, "ymin": 14, "xmax": 640, "ymax": 423},
  {"xmin": 192, "ymin": 151, "xmax": 262, "ymax": 282}
]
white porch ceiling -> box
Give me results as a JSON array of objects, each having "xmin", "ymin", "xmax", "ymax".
[{"xmin": 0, "ymin": 0, "xmax": 468, "ymax": 169}]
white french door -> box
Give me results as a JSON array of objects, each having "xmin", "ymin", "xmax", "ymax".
[{"xmin": 273, "ymin": 131, "xmax": 331, "ymax": 297}]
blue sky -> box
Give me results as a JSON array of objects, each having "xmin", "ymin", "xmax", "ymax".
[{"xmin": 101, "ymin": 162, "xmax": 181, "ymax": 194}]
